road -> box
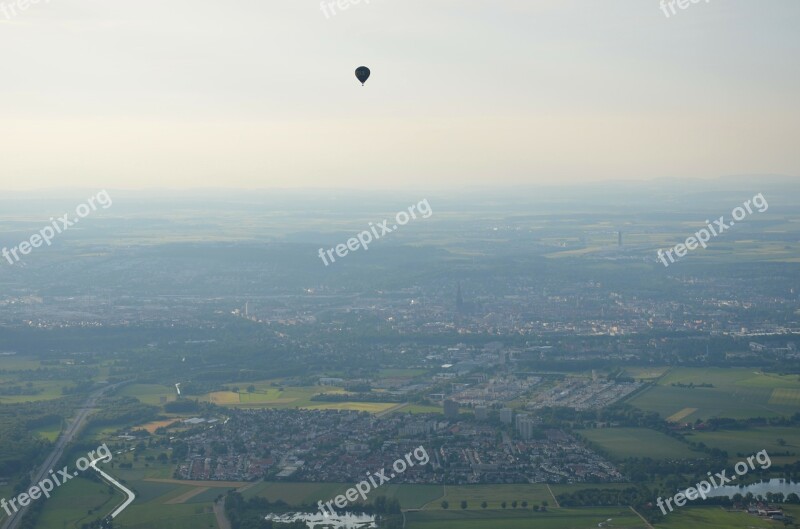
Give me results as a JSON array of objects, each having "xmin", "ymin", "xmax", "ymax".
[
  {"xmin": 213, "ymin": 497, "xmax": 232, "ymax": 529},
  {"xmin": 0, "ymin": 381, "xmax": 127, "ymax": 529},
  {"xmin": 629, "ymin": 505, "xmax": 655, "ymax": 529},
  {"xmin": 89, "ymin": 457, "xmax": 135, "ymax": 519}
]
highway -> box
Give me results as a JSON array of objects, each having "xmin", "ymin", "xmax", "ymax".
[{"xmin": 0, "ymin": 381, "xmax": 127, "ymax": 529}]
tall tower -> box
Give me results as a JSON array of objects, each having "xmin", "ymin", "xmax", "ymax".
[
  {"xmin": 618, "ymin": 231, "xmax": 623, "ymax": 247},
  {"xmin": 456, "ymin": 282, "xmax": 464, "ymax": 313}
]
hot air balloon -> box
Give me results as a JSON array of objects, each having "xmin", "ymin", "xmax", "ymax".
[{"xmin": 355, "ymin": 66, "xmax": 370, "ymax": 85}]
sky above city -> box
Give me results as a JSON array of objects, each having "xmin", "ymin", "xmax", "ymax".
[{"xmin": 1, "ymin": 0, "xmax": 799, "ymax": 190}]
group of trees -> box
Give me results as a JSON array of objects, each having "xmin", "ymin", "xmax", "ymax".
[
  {"xmin": 89, "ymin": 396, "xmax": 159, "ymax": 427},
  {"xmin": 224, "ymin": 492, "xmax": 304, "ymax": 529},
  {"xmin": 440, "ymin": 499, "xmax": 546, "ymax": 511},
  {"xmin": 670, "ymin": 382, "xmax": 714, "ymax": 388},
  {"xmin": 163, "ymin": 399, "xmax": 201, "ymax": 413},
  {"xmin": 0, "ymin": 399, "xmax": 74, "ymax": 482},
  {"xmin": 557, "ymin": 486, "xmax": 665, "ymax": 523}
]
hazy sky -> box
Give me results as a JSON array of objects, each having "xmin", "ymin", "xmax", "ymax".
[{"xmin": 1, "ymin": 0, "xmax": 799, "ymax": 190}]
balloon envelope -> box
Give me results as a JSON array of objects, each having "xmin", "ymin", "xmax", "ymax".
[{"xmin": 355, "ymin": 66, "xmax": 370, "ymax": 85}]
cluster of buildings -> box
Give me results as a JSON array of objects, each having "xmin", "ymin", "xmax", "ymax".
[
  {"xmin": 6, "ymin": 261, "xmax": 799, "ymax": 345},
  {"xmin": 526, "ymin": 377, "xmax": 644, "ymax": 411},
  {"xmin": 740, "ymin": 501, "xmax": 790, "ymax": 522},
  {"xmin": 172, "ymin": 408, "xmax": 623, "ymax": 485},
  {"xmin": 446, "ymin": 374, "xmax": 541, "ymax": 407}
]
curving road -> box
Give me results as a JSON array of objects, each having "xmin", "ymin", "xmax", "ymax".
[
  {"xmin": 0, "ymin": 381, "xmax": 127, "ymax": 529},
  {"xmin": 89, "ymin": 457, "xmax": 135, "ymax": 519}
]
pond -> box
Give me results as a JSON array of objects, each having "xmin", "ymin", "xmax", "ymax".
[
  {"xmin": 691, "ymin": 479, "xmax": 800, "ymax": 500},
  {"xmin": 264, "ymin": 512, "xmax": 378, "ymax": 528}
]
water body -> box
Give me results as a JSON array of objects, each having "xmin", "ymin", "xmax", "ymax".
[
  {"xmin": 264, "ymin": 512, "xmax": 377, "ymax": 528},
  {"xmin": 696, "ymin": 479, "xmax": 800, "ymax": 500}
]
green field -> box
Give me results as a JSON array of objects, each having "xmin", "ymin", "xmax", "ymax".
[
  {"xmin": 629, "ymin": 368, "xmax": 800, "ymax": 421},
  {"xmin": 107, "ymin": 379, "xmax": 419, "ymax": 414},
  {"xmin": 301, "ymin": 401, "xmax": 400, "ymax": 413},
  {"xmin": 623, "ymin": 367, "xmax": 670, "ymax": 380},
  {"xmin": 83, "ymin": 422, "xmax": 138, "ymax": 443},
  {"xmin": 32, "ymin": 456, "xmax": 225, "ymax": 529},
  {"xmin": 685, "ymin": 426, "xmax": 800, "ymax": 465},
  {"xmin": 33, "ymin": 475, "xmax": 121, "ymax": 529},
  {"xmin": 403, "ymin": 404, "xmax": 444, "ymax": 414},
  {"xmin": 29, "ymin": 475, "xmax": 793, "ymax": 529},
  {"xmin": 0, "ymin": 380, "xmax": 68, "ymax": 404},
  {"xmin": 580, "ymin": 428, "xmax": 697, "ymax": 460},
  {"xmin": 204, "ymin": 382, "xmax": 406, "ymax": 413},
  {"xmin": 32, "ymin": 419, "xmax": 63, "ymax": 441},
  {"xmin": 207, "ymin": 382, "xmax": 333, "ymax": 407},
  {"xmin": 112, "ymin": 452, "xmax": 179, "ymax": 481},
  {"xmin": 243, "ymin": 481, "xmax": 443, "ymax": 510},
  {"xmin": 654, "ymin": 506, "xmax": 777, "ymax": 529},
  {"xmin": 118, "ymin": 383, "xmax": 177, "ymax": 405},
  {"xmin": 0, "ymin": 355, "xmax": 41, "ymax": 370},
  {"xmin": 114, "ymin": 502, "xmax": 217, "ymax": 529},
  {"xmin": 406, "ymin": 506, "xmax": 646, "ymax": 529},
  {"xmin": 244, "ymin": 481, "xmax": 358, "ymax": 505}
]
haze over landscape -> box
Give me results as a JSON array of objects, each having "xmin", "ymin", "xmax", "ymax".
[
  {"xmin": 2, "ymin": 0, "xmax": 799, "ymax": 189},
  {"xmin": 1, "ymin": 2, "xmax": 800, "ymax": 529}
]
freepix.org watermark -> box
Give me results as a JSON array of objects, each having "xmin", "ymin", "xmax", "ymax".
[
  {"xmin": 320, "ymin": 0, "xmax": 371, "ymax": 19},
  {"xmin": 317, "ymin": 445, "xmax": 429, "ymax": 517},
  {"xmin": 657, "ymin": 192, "xmax": 768, "ymax": 268},
  {"xmin": 317, "ymin": 199, "xmax": 433, "ymax": 266},
  {"xmin": 2, "ymin": 190, "xmax": 112, "ymax": 266},
  {"xmin": 1, "ymin": 0, "xmax": 51, "ymax": 20},
  {"xmin": 1, "ymin": 443, "xmax": 112, "ymax": 517},
  {"xmin": 656, "ymin": 449, "xmax": 771, "ymax": 516},
  {"xmin": 660, "ymin": 0, "xmax": 710, "ymax": 19}
]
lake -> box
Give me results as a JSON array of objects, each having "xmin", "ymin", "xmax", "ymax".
[{"xmin": 693, "ymin": 479, "xmax": 800, "ymax": 500}]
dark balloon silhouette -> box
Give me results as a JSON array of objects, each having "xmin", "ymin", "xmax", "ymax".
[{"xmin": 355, "ymin": 66, "xmax": 370, "ymax": 85}]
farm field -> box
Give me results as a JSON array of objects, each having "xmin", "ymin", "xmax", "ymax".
[
  {"xmin": 32, "ymin": 455, "xmax": 233, "ymax": 529},
  {"xmin": 580, "ymin": 427, "xmax": 697, "ymax": 460},
  {"xmin": 653, "ymin": 506, "xmax": 778, "ymax": 529},
  {"xmin": 624, "ymin": 367, "xmax": 670, "ymax": 380},
  {"xmin": 406, "ymin": 506, "xmax": 647, "ymax": 529},
  {"xmin": 242, "ymin": 481, "xmax": 443, "ymax": 510},
  {"xmin": 684, "ymin": 426, "xmax": 800, "ymax": 465},
  {"xmin": 30, "ymin": 471, "xmax": 792, "ymax": 529},
  {"xmin": 113, "ymin": 501, "xmax": 217, "ymax": 529},
  {"xmin": 32, "ymin": 419, "xmax": 63, "ymax": 441},
  {"xmin": 628, "ymin": 368, "xmax": 800, "ymax": 421},
  {"xmin": 110, "ymin": 453, "xmax": 181, "ymax": 482},
  {"xmin": 301, "ymin": 401, "xmax": 399, "ymax": 412},
  {"xmin": 135, "ymin": 418, "xmax": 183, "ymax": 433},
  {"xmin": 0, "ymin": 355, "xmax": 41, "ymax": 370},
  {"xmin": 33, "ymin": 475, "xmax": 121, "ymax": 529},
  {"xmin": 205, "ymin": 383, "xmax": 405, "ymax": 413},
  {"xmin": 0, "ymin": 379, "xmax": 69, "ymax": 404},
  {"xmin": 206, "ymin": 383, "xmax": 329, "ymax": 406},
  {"xmin": 118, "ymin": 383, "xmax": 178, "ymax": 405},
  {"xmin": 97, "ymin": 377, "xmax": 423, "ymax": 413},
  {"xmin": 83, "ymin": 421, "xmax": 142, "ymax": 443},
  {"xmin": 403, "ymin": 404, "xmax": 444, "ymax": 414}
]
